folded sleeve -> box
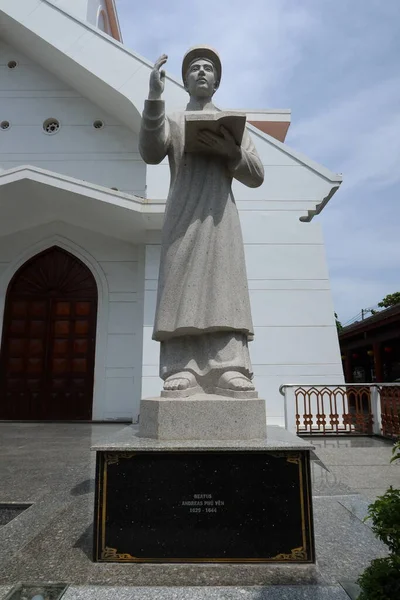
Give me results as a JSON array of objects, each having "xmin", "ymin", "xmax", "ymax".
[
  {"xmin": 227, "ymin": 129, "xmax": 264, "ymax": 188},
  {"xmin": 139, "ymin": 99, "xmax": 171, "ymax": 165}
]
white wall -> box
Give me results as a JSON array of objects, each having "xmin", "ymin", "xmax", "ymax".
[
  {"xmin": 0, "ymin": 221, "xmax": 145, "ymax": 422},
  {"xmin": 0, "ymin": 40, "xmax": 145, "ymax": 196},
  {"xmin": 50, "ymin": 0, "xmax": 90, "ymax": 22},
  {"xmin": 51, "ymin": 0, "xmax": 107, "ymax": 28},
  {"xmin": 142, "ymin": 129, "xmax": 344, "ymax": 426}
]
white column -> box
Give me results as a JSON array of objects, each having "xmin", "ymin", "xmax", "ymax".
[
  {"xmin": 371, "ymin": 385, "xmax": 382, "ymax": 436},
  {"xmin": 284, "ymin": 387, "xmax": 298, "ymax": 434},
  {"xmin": 141, "ymin": 244, "xmax": 162, "ymax": 399}
]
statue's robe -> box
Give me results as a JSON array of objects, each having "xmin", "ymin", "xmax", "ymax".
[{"xmin": 139, "ymin": 100, "xmax": 264, "ymax": 382}]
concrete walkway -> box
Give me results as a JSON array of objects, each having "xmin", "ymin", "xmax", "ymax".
[
  {"xmin": 309, "ymin": 435, "xmax": 400, "ymax": 501},
  {"xmin": 0, "ymin": 423, "xmax": 399, "ymax": 599}
]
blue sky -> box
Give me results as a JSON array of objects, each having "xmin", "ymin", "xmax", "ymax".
[{"xmin": 116, "ymin": 0, "xmax": 399, "ymax": 324}]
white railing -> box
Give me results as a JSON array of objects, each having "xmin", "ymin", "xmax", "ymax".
[{"xmin": 279, "ymin": 383, "xmax": 400, "ymax": 438}]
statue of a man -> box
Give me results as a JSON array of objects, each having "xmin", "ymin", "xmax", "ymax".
[{"xmin": 139, "ymin": 46, "xmax": 264, "ymax": 397}]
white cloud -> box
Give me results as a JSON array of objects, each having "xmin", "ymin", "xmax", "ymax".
[
  {"xmin": 117, "ymin": 0, "xmax": 317, "ymax": 107},
  {"xmin": 288, "ymin": 76, "xmax": 400, "ymax": 191},
  {"xmin": 284, "ymin": 31, "xmax": 400, "ymax": 324}
]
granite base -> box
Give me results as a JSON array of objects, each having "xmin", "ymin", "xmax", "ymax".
[
  {"xmin": 138, "ymin": 395, "xmax": 267, "ymax": 440},
  {"xmin": 92, "ymin": 427, "xmax": 314, "ymax": 564}
]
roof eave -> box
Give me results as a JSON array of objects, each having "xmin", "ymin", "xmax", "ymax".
[
  {"xmin": 246, "ymin": 123, "xmax": 343, "ymax": 220},
  {"xmin": 0, "ymin": 165, "xmax": 146, "ymax": 211}
]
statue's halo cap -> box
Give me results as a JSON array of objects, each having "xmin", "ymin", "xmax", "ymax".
[{"xmin": 182, "ymin": 45, "xmax": 222, "ymax": 84}]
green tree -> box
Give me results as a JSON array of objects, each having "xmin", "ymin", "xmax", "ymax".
[
  {"xmin": 334, "ymin": 312, "xmax": 343, "ymax": 333},
  {"xmin": 391, "ymin": 441, "xmax": 400, "ymax": 464},
  {"xmin": 378, "ymin": 292, "xmax": 400, "ymax": 309}
]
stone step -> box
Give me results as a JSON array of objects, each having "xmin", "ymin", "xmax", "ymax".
[{"xmin": 57, "ymin": 585, "xmax": 350, "ymax": 600}]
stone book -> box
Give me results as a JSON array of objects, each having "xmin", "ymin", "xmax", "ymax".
[{"xmin": 184, "ymin": 111, "xmax": 246, "ymax": 153}]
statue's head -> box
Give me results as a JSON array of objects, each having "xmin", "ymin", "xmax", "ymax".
[{"xmin": 182, "ymin": 46, "xmax": 221, "ymax": 99}]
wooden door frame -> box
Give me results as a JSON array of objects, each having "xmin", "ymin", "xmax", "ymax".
[
  {"xmin": 0, "ymin": 237, "xmax": 109, "ymax": 419},
  {"xmin": 0, "ymin": 246, "xmax": 99, "ymax": 420}
]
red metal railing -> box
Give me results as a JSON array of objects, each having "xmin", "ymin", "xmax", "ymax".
[
  {"xmin": 280, "ymin": 383, "xmax": 400, "ymax": 438},
  {"xmin": 378, "ymin": 385, "xmax": 400, "ymax": 438},
  {"xmin": 295, "ymin": 385, "xmax": 372, "ymax": 435}
]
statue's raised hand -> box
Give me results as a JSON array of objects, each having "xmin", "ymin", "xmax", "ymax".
[{"xmin": 149, "ymin": 54, "xmax": 168, "ymax": 100}]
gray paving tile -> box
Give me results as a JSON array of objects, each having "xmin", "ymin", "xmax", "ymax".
[
  {"xmin": 310, "ymin": 462, "xmax": 354, "ymax": 497},
  {"xmin": 314, "ymin": 447, "xmax": 396, "ymax": 466},
  {"xmin": 62, "ymin": 586, "xmax": 349, "ymax": 600},
  {"xmin": 308, "ymin": 436, "xmax": 393, "ymax": 449},
  {"xmin": 0, "ymin": 490, "xmax": 73, "ymax": 567},
  {"xmin": 339, "ymin": 581, "xmax": 361, "ymax": 600},
  {"xmin": 337, "ymin": 495, "xmax": 373, "ymax": 528},
  {"xmin": 313, "ymin": 496, "xmax": 388, "ymax": 584},
  {"xmin": 63, "ymin": 587, "xmax": 265, "ymax": 600},
  {"xmin": 1, "ymin": 584, "xmax": 67, "ymax": 600},
  {"xmin": 328, "ymin": 465, "xmax": 400, "ymax": 490},
  {"xmin": 261, "ymin": 587, "xmax": 349, "ymax": 599},
  {"xmin": 0, "ymin": 587, "xmax": 13, "ymax": 600},
  {"xmin": 359, "ymin": 488, "xmax": 394, "ymax": 502}
]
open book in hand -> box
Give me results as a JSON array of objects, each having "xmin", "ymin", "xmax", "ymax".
[{"xmin": 184, "ymin": 111, "xmax": 246, "ymax": 154}]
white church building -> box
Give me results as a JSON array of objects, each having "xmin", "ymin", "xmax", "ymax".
[{"xmin": 0, "ymin": 0, "xmax": 344, "ymax": 426}]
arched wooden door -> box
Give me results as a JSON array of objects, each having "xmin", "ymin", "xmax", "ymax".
[{"xmin": 0, "ymin": 247, "xmax": 98, "ymax": 420}]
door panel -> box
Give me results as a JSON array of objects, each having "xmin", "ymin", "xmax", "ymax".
[{"xmin": 0, "ymin": 246, "xmax": 98, "ymax": 420}]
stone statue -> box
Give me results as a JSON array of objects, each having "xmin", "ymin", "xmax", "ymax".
[{"xmin": 139, "ymin": 46, "xmax": 264, "ymax": 398}]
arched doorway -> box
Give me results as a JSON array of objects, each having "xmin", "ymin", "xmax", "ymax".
[{"xmin": 0, "ymin": 246, "xmax": 98, "ymax": 420}]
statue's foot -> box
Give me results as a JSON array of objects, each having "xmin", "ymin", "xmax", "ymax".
[
  {"xmin": 216, "ymin": 371, "xmax": 255, "ymax": 392},
  {"xmin": 163, "ymin": 371, "xmax": 197, "ymax": 392},
  {"xmin": 215, "ymin": 371, "xmax": 257, "ymax": 398}
]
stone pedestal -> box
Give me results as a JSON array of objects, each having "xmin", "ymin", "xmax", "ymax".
[
  {"xmin": 139, "ymin": 395, "xmax": 267, "ymax": 440},
  {"xmin": 92, "ymin": 426, "xmax": 315, "ymax": 564}
]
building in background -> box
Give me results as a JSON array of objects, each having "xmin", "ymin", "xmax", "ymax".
[
  {"xmin": 0, "ymin": 0, "xmax": 343, "ymax": 425},
  {"xmin": 339, "ymin": 305, "xmax": 400, "ymax": 383}
]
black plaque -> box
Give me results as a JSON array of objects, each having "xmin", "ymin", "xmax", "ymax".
[{"xmin": 94, "ymin": 450, "xmax": 314, "ymax": 563}]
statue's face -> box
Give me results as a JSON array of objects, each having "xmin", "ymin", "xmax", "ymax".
[{"xmin": 185, "ymin": 59, "xmax": 217, "ymax": 98}]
